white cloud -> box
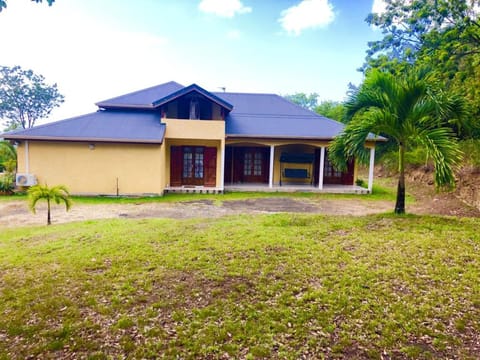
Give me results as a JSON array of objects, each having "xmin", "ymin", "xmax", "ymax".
[
  {"xmin": 198, "ymin": 0, "xmax": 251, "ymax": 18},
  {"xmin": 371, "ymin": 0, "xmax": 387, "ymax": 14},
  {"xmin": 279, "ymin": 0, "xmax": 335, "ymax": 36}
]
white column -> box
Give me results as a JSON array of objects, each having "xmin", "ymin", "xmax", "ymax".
[
  {"xmin": 269, "ymin": 145, "xmax": 275, "ymax": 188},
  {"xmin": 25, "ymin": 140, "xmax": 30, "ymax": 174},
  {"xmin": 318, "ymin": 146, "xmax": 325, "ymax": 190},
  {"xmin": 220, "ymin": 141, "xmax": 225, "ymax": 190},
  {"xmin": 368, "ymin": 147, "xmax": 375, "ymax": 192}
]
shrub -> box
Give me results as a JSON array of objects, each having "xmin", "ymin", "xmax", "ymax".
[
  {"xmin": 0, "ymin": 173, "xmax": 14, "ymax": 194},
  {"xmin": 459, "ymin": 139, "xmax": 480, "ymax": 168}
]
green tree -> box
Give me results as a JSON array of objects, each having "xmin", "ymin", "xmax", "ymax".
[
  {"xmin": 363, "ymin": 0, "xmax": 480, "ymax": 138},
  {"xmin": 0, "ymin": 0, "xmax": 54, "ymax": 12},
  {"xmin": 329, "ymin": 66, "xmax": 467, "ymax": 214},
  {"xmin": 0, "ymin": 140, "xmax": 16, "ymax": 173},
  {"xmin": 284, "ymin": 93, "xmax": 319, "ymax": 111},
  {"xmin": 0, "ymin": 65, "xmax": 64, "ymax": 130},
  {"xmin": 315, "ymin": 100, "xmax": 346, "ymax": 122},
  {"xmin": 28, "ymin": 184, "xmax": 72, "ymax": 225}
]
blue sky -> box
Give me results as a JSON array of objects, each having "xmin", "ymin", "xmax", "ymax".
[{"xmin": 0, "ymin": 0, "xmax": 384, "ymax": 124}]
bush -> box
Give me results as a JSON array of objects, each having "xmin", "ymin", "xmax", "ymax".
[
  {"xmin": 459, "ymin": 139, "xmax": 480, "ymax": 168},
  {"xmin": 0, "ymin": 173, "xmax": 14, "ymax": 194},
  {"xmin": 379, "ymin": 147, "xmax": 430, "ymax": 174}
]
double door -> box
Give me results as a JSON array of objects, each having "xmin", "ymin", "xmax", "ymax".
[{"xmin": 170, "ymin": 146, "xmax": 217, "ymax": 187}]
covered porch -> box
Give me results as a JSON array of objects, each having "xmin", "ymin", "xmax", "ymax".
[{"xmin": 224, "ymin": 141, "xmax": 376, "ymax": 194}]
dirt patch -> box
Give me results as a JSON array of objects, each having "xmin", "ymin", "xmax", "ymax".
[
  {"xmin": 404, "ymin": 168, "xmax": 480, "ymax": 217},
  {"xmin": 1, "ymin": 171, "xmax": 479, "ymax": 228},
  {"xmin": 0, "ymin": 196, "xmax": 395, "ymax": 228}
]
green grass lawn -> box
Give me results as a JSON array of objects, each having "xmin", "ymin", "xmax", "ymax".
[{"xmin": 0, "ymin": 213, "xmax": 479, "ymax": 359}]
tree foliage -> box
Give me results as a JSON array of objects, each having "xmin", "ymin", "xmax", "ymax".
[
  {"xmin": 363, "ymin": 0, "xmax": 480, "ymax": 138},
  {"xmin": 0, "ymin": 0, "xmax": 54, "ymax": 12},
  {"xmin": 27, "ymin": 184, "xmax": 72, "ymax": 225},
  {"xmin": 0, "ymin": 65, "xmax": 64, "ymax": 130},
  {"xmin": 0, "ymin": 140, "xmax": 16, "ymax": 173},
  {"xmin": 284, "ymin": 93, "xmax": 319, "ymax": 111},
  {"xmin": 315, "ymin": 101, "xmax": 346, "ymax": 122},
  {"xmin": 329, "ymin": 66, "xmax": 466, "ymax": 214}
]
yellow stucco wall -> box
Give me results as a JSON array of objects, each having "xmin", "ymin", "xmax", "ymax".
[
  {"xmin": 163, "ymin": 119, "xmax": 225, "ymax": 140},
  {"xmin": 17, "ymin": 141, "xmax": 164, "ymax": 195}
]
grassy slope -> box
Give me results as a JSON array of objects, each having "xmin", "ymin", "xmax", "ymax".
[{"xmin": 0, "ymin": 213, "xmax": 479, "ymax": 359}]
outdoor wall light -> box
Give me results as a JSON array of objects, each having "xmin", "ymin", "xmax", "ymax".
[{"xmin": 89, "ymin": 144, "xmax": 95, "ymax": 150}]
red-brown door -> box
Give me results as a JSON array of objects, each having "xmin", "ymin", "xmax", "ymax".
[
  {"xmin": 170, "ymin": 146, "xmax": 217, "ymax": 187},
  {"xmin": 322, "ymin": 150, "xmax": 355, "ymax": 185},
  {"xmin": 204, "ymin": 147, "xmax": 217, "ymax": 187},
  {"xmin": 241, "ymin": 147, "xmax": 269, "ymax": 183}
]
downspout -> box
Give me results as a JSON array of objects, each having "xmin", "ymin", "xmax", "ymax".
[{"xmin": 25, "ymin": 140, "xmax": 30, "ymax": 174}]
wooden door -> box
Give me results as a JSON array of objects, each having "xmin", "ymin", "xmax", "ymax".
[
  {"xmin": 242, "ymin": 147, "xmax": 269, "ymax": 183},
  {"xmin": 170, "ymin": 146, "xmax": 183, "ymax": 186},
  {"xmin": 182, "ymin": 146, "xmax": 204, "ymax": 185},
  {"xmin": 204, "ymin": 147, "xmax": 217, "ymax": 187}
]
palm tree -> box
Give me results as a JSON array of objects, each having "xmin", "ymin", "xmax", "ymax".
[
  {"xmin": 329, "ymin": 66, "xmax": 467, "ymax": 214},
  {"xmin": 28, "ymin": 184, "xmax": 72, "ymax": 225}
]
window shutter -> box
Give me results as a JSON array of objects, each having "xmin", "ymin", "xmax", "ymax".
[{"xmin": 204, "ymin": 147, "xmax": 217, "ymax": 187}]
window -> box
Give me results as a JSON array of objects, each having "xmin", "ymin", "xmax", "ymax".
[
  {"xmin": 324, "ymin": 157, "xmax": 342, "ymax": 178},
  {"xmin": 194, "ymin": 147, "xmax": 204, "ymax": 178},
  {"xmin": 244, "ymin": 153, "xmax": 252, "ymax": 176},
  {"xmin": 253, "ymin": 152, "xmax": 262, "ymax": 176},
  {"xmin": 244, "ymin": 150, "xmax": 264, "ymax": 177},
  {"xmin": 189, "ymin": 98, "xmax": 200, "ymax": 120},
  {"xmin": 183, "ymin": 147, "xmax": 193, "ymax": 178}
]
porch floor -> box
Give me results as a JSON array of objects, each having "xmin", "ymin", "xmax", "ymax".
[
  {"xmin": 165, "ymin": 184, "xmax": 370, "ymax": 194},
  {"xmin": 224, "ymin": 183, "xmax": 370, "ymax": 194}
]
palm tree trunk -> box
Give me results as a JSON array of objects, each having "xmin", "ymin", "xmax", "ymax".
[
  {"xmin": 47, "ymin": 198, "xmax": 51, "ymax": 225},
  {"xmin": 395, "ymin": 144, "xmax": 406, "ymax": 214}
]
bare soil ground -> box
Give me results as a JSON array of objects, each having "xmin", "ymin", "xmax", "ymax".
[{"xmin": 1, "ymin": 172, "xmax": 478, "ymax": 228}]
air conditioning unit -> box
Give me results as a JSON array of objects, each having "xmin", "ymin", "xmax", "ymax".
[{"xmin": 16, "ymin": 173, "xmax": 37, "ymax": 187}]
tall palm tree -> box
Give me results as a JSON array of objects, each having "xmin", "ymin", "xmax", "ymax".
[
  {"xmin": 28, "ymin": 184, "xmax": 72, "ymax": 225},
  {"xmin": 329, "ymin": 66, "xmax": 467, "ymax": 214}
]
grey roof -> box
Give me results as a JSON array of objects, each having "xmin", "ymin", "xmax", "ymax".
[
  {"xmin": 96, "ymin": 82, "xmax": 233, "ymax": 111},
  {"xmin": 2, "ymin": 110, "xmax": 165, "ymax": 144},
  {"xmin": 215, "ymin": 92, "xmax": 345, "ymax": 139},
  {"xmin": 96, "ymin": 81, "xmax": 184, "ymax": 109}
]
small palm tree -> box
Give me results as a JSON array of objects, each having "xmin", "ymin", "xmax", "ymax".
[
  {"xmin": 329, "ymin": 66, "xmax": 467, "ymax": 214},
  {"xmin": 28, "ymin": 184, "xmax": 72, "ymax": 225}
]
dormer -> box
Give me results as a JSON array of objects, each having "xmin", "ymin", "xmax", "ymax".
[{"xmin": 95, "ymin": 82, "xmax": 233, "ymax": 121}]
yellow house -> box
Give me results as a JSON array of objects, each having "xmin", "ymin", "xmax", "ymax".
[{"xmin": 2, "ymin": 82, "xmax": 380, "ymax": 195}]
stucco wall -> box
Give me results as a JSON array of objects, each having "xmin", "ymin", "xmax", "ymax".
[
  {"xmin": 17, "ymin": 141, "xmax": 164, "ymax": 195},
  {"xmin": 163, "ymin": 119, "xmax": 225, "ymax": 140}
]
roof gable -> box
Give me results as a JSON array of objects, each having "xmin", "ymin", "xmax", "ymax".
[{"xmin": 95, "ymin": 82, "xmax": 233, "ymax": 112}]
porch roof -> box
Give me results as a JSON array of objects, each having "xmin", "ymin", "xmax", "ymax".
[{"xmin": 2, "ymin": 110, "xmax": 166, "ymax": 144}]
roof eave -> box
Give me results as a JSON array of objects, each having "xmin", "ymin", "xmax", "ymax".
[{"xmin": 3, "ymin": 134, "xmax": 164, "ymax": 144}]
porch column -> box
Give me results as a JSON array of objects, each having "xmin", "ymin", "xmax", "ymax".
[
  {"xmin": 368, "ymin": 147, "xmax": 375, "ymax": 192},
  {"xmin": 269, "ymin": 145, "xmax": 275, "ymax": 188},
  {"xmin": 318, "ymin": 146, "xmax": 325, "ymax": 190},
  {"xmin": 220, "ymin": 141, "xmax": 225, "ymax": 190}
]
